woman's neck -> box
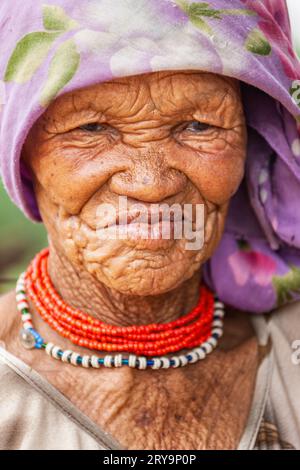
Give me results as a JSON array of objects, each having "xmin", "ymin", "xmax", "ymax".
[
  {"xmin": 0, "ymin": 251, "xmax": 259, "ymax": 450},
  {"xmin": 48, "ymin": 243, "xmax": 202, "ymax": 327}
]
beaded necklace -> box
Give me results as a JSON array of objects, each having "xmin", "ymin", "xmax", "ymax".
[{"xmin": 17, "ymin": 248, "xmax": 224, "ymax": 370}]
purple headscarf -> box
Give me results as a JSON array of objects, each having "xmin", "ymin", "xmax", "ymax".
[{"xmin": 0, "ymin": 0, "xmax": 300, "ymax": 313}]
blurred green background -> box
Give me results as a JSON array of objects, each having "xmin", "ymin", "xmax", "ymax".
[
  {"xmin": 0, "ymin": 183, "xmax": 47, "ymax": 293},
  {"xmin": 0, "ymin": 4, "xmax": 299, "ymax": 294}
]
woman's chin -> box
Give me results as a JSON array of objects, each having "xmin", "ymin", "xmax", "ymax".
[{"xmin": 88, "ymin": 263, "xmax": 197, "ymax": 297}]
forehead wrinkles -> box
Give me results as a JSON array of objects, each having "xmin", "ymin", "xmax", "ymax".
[
  {"xmin": 99, "ymin": 79, "xmax": 157, "ymax": 122},
  {"xmin": 41, "ymin": 80, "xmax": 157, "ymax": 127},
  {"xmin": 42, "ymin": 71, "xmax": 240, "ymax": 127},
  {"xmin": 100, "ymin": 72, "xmax": 236, "ymax": 123},
  {"xmin": 149, "ymin": 72, "xmax": 238, "ymax": 117}
]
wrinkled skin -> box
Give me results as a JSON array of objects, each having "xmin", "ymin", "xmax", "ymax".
[
  {"xmin": 0, "ymin": 71, "xmax": 259, "ymax": 450},
  {"xmin": 23, "ymin": 70, "xmax": 247, "ymax": 301}
]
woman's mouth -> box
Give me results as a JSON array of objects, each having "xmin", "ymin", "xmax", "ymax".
[
  {"xmin": 96, "ymin": 210, "xmax": 184, "ymax": 249},
  {"xmin": 93, "ymin": 204, "xmax": 203, "ymax": 250}
]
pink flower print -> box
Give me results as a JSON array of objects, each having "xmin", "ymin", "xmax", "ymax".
[{"xmin": 229, "ymin": 248, "xmax": 277, "ymax": 287}]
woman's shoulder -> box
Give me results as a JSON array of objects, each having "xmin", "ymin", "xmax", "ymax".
[
  {"xmin": 268, "ymin": 299, "xmax": 300, "ymax": 341},
  {"xmin": 264, "ymin": 300, "xmax": 300, "ymax": 450},
  {"xmin": 266, "ymin": 299, "xmax": 300, "ymax": 379},
  {"xmin": 0, "ymin": 358, "xmax": 26, "ymax": 450},
  {"xmin": 0, "ymin": 350, "xmax": 97, "ymax": 450},
  {"xmin": 0, "ymin": 289, "xmax": 18, "ymax": 343},
  {"xmin": 0, "ymin": 311, "xmax": 39, "ymax": 451},
  {"xmin": 267, "ymin": 299, "xmax": 300, "ymax": 376}
]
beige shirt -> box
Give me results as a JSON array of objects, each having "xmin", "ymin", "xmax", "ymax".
[{"xmin": 0, "ymin": 301, "xmax": 299, "ymax": 450}]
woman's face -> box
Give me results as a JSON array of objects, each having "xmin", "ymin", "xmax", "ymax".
[{"xmin": 23, "ymin": 71, "xmax": 247, "ymax": 295}]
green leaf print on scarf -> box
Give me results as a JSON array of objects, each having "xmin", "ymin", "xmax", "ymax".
[
  {"xmin": 175, "ymin": 1, "xmax": 255, "ymax": 36},
  {"xmin": 4, "ymin": 32, "xmax": 60, "ymax": 83},
  {"xmin": 42, "ymin": 4, "xmax": 79, "ymax": 32},
  {"xmin": 290, "ymin": 80, "xmax": 300, "ymax": 109},
  {"xmin": 4, "ymin": 4, "xmax": 81, "ymax": 104},
  {"xmin": 40, "ymin": 38, "xmax": 80, "ymax": 106},
  {"xmin": 272, "ymin": 266, "xmax": 300, "ymax": 306},
  {"xmin": 245, "ymin": 29, "xmax": 272, "ymax": 56}
]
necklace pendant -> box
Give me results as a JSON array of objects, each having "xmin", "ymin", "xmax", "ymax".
[{"xmin": 19, "ymin": 328, "xmax": 36, "ymax": 349}]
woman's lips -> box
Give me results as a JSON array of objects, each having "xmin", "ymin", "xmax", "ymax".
[
  {"xmin": 95, "ymin": 207, "xmax": 201, "ymax": 249},
  {"xmin": 101, "ymin": 209, "xmax": 184, "ymax": 229},
  {"xmin": 119, "ymin": 219, "xmax": 177, "ymax": 240},
  {"xmin": 98, "ymin": 219, "xmax": 179, "ymax": 239},
  {"xmin": 96, "ymin": 217, "xmax": 182, "ymax": 251}
]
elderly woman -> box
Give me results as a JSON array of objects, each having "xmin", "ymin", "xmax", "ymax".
[{"xmin": 0, "ymin": 0, "xmax": 300, "ymax": 451}]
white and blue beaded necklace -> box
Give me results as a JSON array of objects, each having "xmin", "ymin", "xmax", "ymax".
[{"xmin": 17, "ymin": 272, "xmax": 224, "ymax": 370}]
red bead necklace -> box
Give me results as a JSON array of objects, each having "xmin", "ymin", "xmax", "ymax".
[{"xmin": 24, "ymin": 248, "xmax": 214, "ymax": 356}]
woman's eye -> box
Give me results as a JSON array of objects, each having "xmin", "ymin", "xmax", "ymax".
[
  {"xmin": 184, "ymin": 121, "xmax": 211, "ymax": 132},
  {"xmin": 79, "ymin": 123, "xmax": 106, "ymax": 132}
]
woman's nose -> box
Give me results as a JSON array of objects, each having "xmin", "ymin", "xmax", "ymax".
[{"xmin": 109, "ymin": 154, "xmax": 187, "ymax": 203}]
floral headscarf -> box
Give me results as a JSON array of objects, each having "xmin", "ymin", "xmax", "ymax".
[{"xmin": 0, "ymin": 0, "xmax": 300, "ymax": 313}]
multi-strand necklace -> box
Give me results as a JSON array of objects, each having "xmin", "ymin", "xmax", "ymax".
[{"xmin": 17, "ymin": 248, "xmax": 224, "ymax": 370}]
